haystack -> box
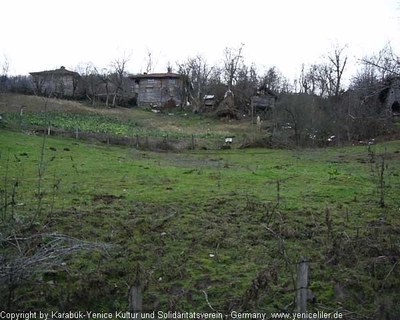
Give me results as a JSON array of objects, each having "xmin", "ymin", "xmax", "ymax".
[
  {"xmin": 162, "ymin": 98, "xmax": 177, "ymax": 110},
  {"xmin": 215, "ymin": 90, "xmax": 239, "ymax": 119}
]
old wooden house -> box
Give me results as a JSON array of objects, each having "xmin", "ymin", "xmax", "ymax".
[
  {"xmin": 251, "ymin": 93, "xmax": 276, "ymax": 119},
  {"xmin": 30, "ymin": 66, "xmax": 80, "ymax": 97},
  {"xmin": 128, "ymin": 69, "xmax": 182, "ymax": 108}
]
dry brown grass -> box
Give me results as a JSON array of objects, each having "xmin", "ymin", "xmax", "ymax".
[
  {"xmin": 0, "ymin": 93, "xmax": 134, "ymax": 116},
  {"xmin": 0, "ymin": 93, "xmax": 86, "ymax": 112}
]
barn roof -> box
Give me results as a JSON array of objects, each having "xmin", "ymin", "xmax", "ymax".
[
  {"xmin": 129, "ymin": 72, "xmax": 181, "ymax": 80},
  {"xmin": 30, "ymin": 66, "xmax": 79, "ymax": 77}
]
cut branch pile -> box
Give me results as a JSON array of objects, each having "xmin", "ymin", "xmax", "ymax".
[{"xmin": 0, "ymin": 232, "xmax": 112, "ymax": 287}]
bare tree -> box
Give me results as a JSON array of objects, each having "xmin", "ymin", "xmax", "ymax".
[
  {"xmin": 206, "ymin": 67, "xmax": 225, "ymax": 106},
  {"xmin": 360, "ymin": 43, "xmax": 400, "ymax": 79},
  {"xmin": 300, "ymin": 64, "xmax": 320, "ymax": 95},
  {"xmin": 299, "ymin": 46, "xmax": 348, "ymax": 98},
  {"xmin": 300, "ymin": 63, "xmax": 333, "ymax": 97},
  {"xmin": 0, "ymin": 55, "xmax": 10, "ymax": 92},
  {"xmin": 260, "ymin": 66, "xmax": 283, "ymax": 94},
  {"xmin": 145, "ymin": 48, "xmax": 154, "ymax": 74},
  {"xmin": 299, "ymin": 64, "xmax": 310, "ymax": 94},
  {"xmin": 280, "ymin": 77, "xmax": 293, "ymax": 94},
  {"xmin": 275, "ymin": 93, "xmax": 325, "ymax": 145},
  {"xmin": 351, "ymin": 62, "xmax": 380, "ymax": 99},
  {"xmin": 234, "ymin": 63, "xmax": 259, "ymax": 113},
  {"xmin": 76, "ymin": 63, "xmax": 102, "ymax": 106},
  {"xmin": 8, "ymin": 75, "xmax": 32, "ymax": 94},
  {"xmin": 110, "ymin": 53, "xmax": 132, "ymax": 107},
  {"xmin": 177, "ymin": 55, "xmax": 214, "ymax": 111},
  {"xmin": 327, "ymin": 45, "xmax": 348, "ymax": 96},
  {"xmin": 176, "ymin": 63, "xmax": 192, "ymax": 109},
  {"xmin": 315, "ymin": 64, "xmax": 332, "ymax": 97},
  {"xmin": 191, "ymin": 55, "xmax": 213, "ymax": 101},
  {"xmin": 223, "ymin": 44, "xmax": 245, "ymax": 90},
  {"xmin": 95, "ymin": 68, "xmax": 111, "ymax": 107}
]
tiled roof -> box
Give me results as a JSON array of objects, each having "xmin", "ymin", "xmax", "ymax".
[
  {"xmin": 30, "ymin": 66, "xmax": 79, "ymax": 77},
  {"xmin": 129, "ymin": 72, "xmax": 181, "ymax": 80}
]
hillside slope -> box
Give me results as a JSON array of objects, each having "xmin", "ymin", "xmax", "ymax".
[
  {"xmin": 0, "ymin": 128, "xmax": 400, "ymax": 317},
  {"xmin": 0, "ymin": 93, "xmax": 255, "ymax": 138}
]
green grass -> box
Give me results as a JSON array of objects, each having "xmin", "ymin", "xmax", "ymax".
[
  {"xmin": 4, "ymin": 111, "xmax": 239, "ymax": 139},
  {"xmin": 0, "ymin": 93, "xmax": 252, "ymax": 140},
  {"xmin": 1, "ymin": 128, "xmax": 400, "ymax": 315}
]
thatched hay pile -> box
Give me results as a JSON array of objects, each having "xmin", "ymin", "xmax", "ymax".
[{"xmin": 215, "ymin": 90, "xmax": 239, "ymax": 119}]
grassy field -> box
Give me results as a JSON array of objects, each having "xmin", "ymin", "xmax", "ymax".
[
  {"xmin": 0, "ymin": 94, "xmax": 253, "ymax": 139},
  {"xmin": 1, "ymin": 94, "xmax": 400, "ymax": 317}
]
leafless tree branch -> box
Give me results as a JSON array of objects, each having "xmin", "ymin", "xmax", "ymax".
[{"xmin": 0, "ymin": 232, "xmax": 113, "ymax": 287}]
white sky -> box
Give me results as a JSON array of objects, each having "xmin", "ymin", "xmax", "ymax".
[{"xmin": 2, "ymin": 0, "xmax": 400, "ymax": 85}]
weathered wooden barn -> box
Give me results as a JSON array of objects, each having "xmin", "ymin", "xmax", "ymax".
[
  {"xmin": 203, "ymin": 95, "xmax": 216, "ymax": 112},
  {"xmin": 251, "ymin": 93, "xmax": 276, "ymax": 119},
  {"xmin": 128, "ymin": 69, "xmax": 182, "ymax": 108},
  {"xmin": 30, "ymin": 66, "xmax": 80, "ymax": 97}
]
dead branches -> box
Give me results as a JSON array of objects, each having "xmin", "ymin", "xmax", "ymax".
[{"xmin": 0, "ymin": 231, "xmax": 112, "ymax": 292}]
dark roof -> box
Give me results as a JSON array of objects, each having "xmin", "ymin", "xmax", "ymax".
[
  {"xmin": 30, "ymin": 66, "xmax": 79, "ymax": 77},
  {"xmin": 129, "ymin": 72, "xmax": 181, "ymax": 80}
]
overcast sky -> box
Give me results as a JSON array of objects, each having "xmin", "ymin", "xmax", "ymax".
[{"xmin": 1, "ymin": 0, "xmax": 400, "ymax": 84}]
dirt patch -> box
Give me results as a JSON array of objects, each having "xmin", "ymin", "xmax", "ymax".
[
  {"xmin": 161, "ymin": 153, "xmax": 225, "ymax": 169},
  {"xmin": 194, "ymin": 275, "xmax": 223, "ymax": 289},
  {"xmin": 0, "ymin": 93, "xmax": 89, "ymax": 113},
  {"xmin": 93, "ymin": 194, "xmax": 125, "ymax": 204}
]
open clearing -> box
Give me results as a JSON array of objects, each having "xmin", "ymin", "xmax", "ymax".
[
  {"xmin": 1, "ymin": 95, "xmax": 400, "ymax": 317},
  {"xmin": 1, "ymin": 131, "xmax": 400, "ymax": 315}
]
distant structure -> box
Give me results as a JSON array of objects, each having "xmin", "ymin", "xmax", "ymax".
[
  {"xmin": 203, "ymin": 95, "xmax": 216, "ymax": 112},
  {"xmin": 128, "ymin": 68, "xmax": 182, "ymax": 108},
  {"xmin": 30, "ymin": 66, "xmax": 80, "ymax": 97},
  {"xmin": 251, "ymin": 85, "xmax": 277, "ymax": 120},
  {"xmin": 384, "ymin": 79, "xmax": 400, "ymax": 116}
]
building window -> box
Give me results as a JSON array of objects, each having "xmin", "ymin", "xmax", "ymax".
[
  {"xmin": 148, "ymin": 79, "xmax": 155, "ymax": 84},
  {"xmin": 169, "ymin": 79, "xmax": 176, "ymax": 85},
  {"xmin": 392, "ymin": 101, "xmax": 400, "ymax": 113}
]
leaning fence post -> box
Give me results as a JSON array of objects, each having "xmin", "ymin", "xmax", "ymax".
[
  {"xmin": 296, "ymin": 258, "xmax": 309, "ymax": 313},
  {"xmin": 191, "ymin": 134, "xmax": 195, "ymax": 150},
  {"xmin": 129, "ymin": 273, "xmax": 142, "ymax": 320},
  {"xmin": 19, "ymin": 106, "xmax": 24, "ymax": 131}
]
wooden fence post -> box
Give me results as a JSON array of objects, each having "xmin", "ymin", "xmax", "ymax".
[
  {"xmin": 296, "ymin": 258, "xmax": 309, "ymax": 313},
  {"xmin": 163, "ymin": 134, "xmax": 168, "ymax": 147},
  {"xmin": 251, "ymin": 97, "xmax": 254, "ymax": 124},
  {"xmin": 19, "ymin": 107, "xmax": 24, "ymax": 131},
  {"xmin": 129, "ymin": 275, "xmax": 142, "ymax": 320}
]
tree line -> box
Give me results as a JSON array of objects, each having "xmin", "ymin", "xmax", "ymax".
[{"xmin": 1, "ymin": 43, "xmax": 399, "ymax": 146}]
